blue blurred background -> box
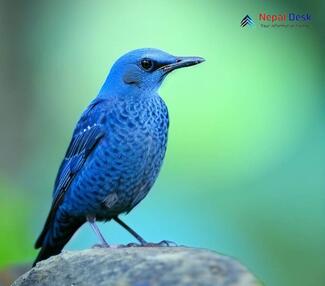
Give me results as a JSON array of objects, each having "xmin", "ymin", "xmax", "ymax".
[{"xmin": 0, "ymin": 1, "xmax": 324, "ymax": 285}]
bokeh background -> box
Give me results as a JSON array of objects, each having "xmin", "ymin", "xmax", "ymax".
[{"xmin": 0, "ymin": 0, "xmax": 324, "ymax": 285}]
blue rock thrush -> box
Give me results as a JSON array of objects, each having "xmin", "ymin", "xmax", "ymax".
[{"xmin": 33, "ymin": 48, "xmax": 204, "ymax": 266}]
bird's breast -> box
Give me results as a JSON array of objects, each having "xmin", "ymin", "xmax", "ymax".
[
  {"xmin": 108, "ymin": 99, "xmax": 168, "ymax": 166},
  {"xmin": 97, "ymin": 96, "xmax": 169, "ymax": 186},
  {"xmin": 89, "ymin": 96, "xmax": 169, "ymax": 215}
]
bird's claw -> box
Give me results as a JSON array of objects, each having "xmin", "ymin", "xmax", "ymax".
[
  {"xmin": 116, "ymin": 242, "xmax": 140, "ymax": 248},
  {"xmin": 127, "ymin": 242, "xmax": 141, "ymax": 247},
  {"xmin": 157, "ymin": 240, "xmax": 178, "ymax": 247},
  {"xmin": 120, "ymin": 240, "xmax": 177, "ymax": 248},
  {"xmin": 143, "ymin": 240, "xmax": 177, "ymax": 247},
  {"xmin": 91, "ymin": 243, "xmax": 110, "ymax": 249}
]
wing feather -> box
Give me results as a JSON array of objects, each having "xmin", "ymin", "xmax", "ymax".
[{"xmin": 35, "ymin": 99, "xmax": 106, "ymax": 248}]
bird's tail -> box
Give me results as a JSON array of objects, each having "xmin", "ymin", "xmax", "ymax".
[{"xmin": 33, "ymin": 210, "xmax": 85, "ymax": 267}]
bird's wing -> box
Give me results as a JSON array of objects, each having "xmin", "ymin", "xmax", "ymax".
[
  {"xmin": 52, "ymin": 124, "xmax": 104, "ymax": 198},
  {"xmin": 35, "ymin": 99, "xmax": 106, "ymax": 248}
]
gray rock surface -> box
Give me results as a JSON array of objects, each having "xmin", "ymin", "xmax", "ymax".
[{"xmin": 12, "ymin": 247, "xmax": 263, "ymax": 286}]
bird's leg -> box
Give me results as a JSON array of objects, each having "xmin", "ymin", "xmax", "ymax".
[
  {"xmin": 87, "ymin": 216, "xmax": 110, "ymax": 248},
  {"xmin": 113, "ymin": 217, "xmax": 147, "ymax": 245},
  {"xmin": 113, "ymin": 217, "xmax": 177, "ymax": 247}
]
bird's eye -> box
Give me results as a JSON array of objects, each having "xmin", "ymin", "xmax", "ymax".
[{"xmin": 140, "ymin": 59, "xmax": 154, "ymax": 71}]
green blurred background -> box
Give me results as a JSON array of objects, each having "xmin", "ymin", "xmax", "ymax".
[{"xmin": 0, "ymin": 0, "xmax": 324, "ymax": 285}]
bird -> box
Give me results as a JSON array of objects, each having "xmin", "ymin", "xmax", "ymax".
[{"xmin": 33, "ymin": 48, "xmax": 204, "ymax": 266}]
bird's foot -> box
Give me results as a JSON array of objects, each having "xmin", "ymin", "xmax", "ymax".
[
  {"xmin": 91, "ymin": 243, "xmax": 110, "ymax": 249},
  {"xmin": 121, "ymin": 240, "xmax": 177, "ymax": 247},
  {"xmin": 143, "ymin": 240, "xmax": 178, "ymax": 247}
]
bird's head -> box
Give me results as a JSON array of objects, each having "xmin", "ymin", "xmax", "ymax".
[{"xmin": 100, "ymin": 48, "xmax": 204, "ymax": 96}]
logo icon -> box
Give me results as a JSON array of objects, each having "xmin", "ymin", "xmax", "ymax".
[{"xmin": 241, "ymin": 15, "xmax": 254, "ymax": 27}]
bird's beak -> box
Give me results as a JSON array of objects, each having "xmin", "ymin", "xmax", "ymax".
[{"xmin": 161, "ymin": 56, "xmax": 205, "ymax": 73}]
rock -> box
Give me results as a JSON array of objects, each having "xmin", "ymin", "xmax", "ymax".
[{"xmin": 12, "ymin": 247, "xmax": 263, "ymax": 286}]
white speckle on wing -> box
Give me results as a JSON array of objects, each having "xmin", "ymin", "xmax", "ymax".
[{"xmin": 82, "ymin": 124, "xmax": 98, "ymax": 134}]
